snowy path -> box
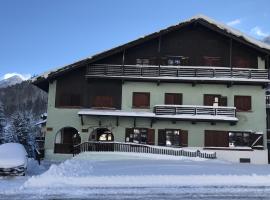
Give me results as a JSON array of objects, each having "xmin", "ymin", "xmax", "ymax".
[{"xmin": 1, "ymin": 152, "xmax": 270, "ymax": 199}]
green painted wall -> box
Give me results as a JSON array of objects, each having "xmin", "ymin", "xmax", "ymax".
[{"xmin": 45, "ymin": 80, "xmax": 267, "ymax": 155}]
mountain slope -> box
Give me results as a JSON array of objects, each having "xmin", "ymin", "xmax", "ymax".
[
  {"xmin": 0, "ymin": 75, "xmax": 23, "ymax": 88},
  {"xmin": 0, "ymin": 80, "xmax": 47, "ymax": 119}
]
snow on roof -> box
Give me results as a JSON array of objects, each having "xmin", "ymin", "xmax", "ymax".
[
  {"xmin": 78, "ymin": 109, "xmax": 238, "ymax": 122},
  {"xmin": 31, "ymin": 15, "xmax": 270, "ymax": 84}
]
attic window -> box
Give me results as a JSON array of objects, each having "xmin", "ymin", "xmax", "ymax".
[{"xmin": 136, "ymin": 58, "xmax": 150, "ymax": 65}]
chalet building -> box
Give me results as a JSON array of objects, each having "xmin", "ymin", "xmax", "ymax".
[{"xmin": 32, "ymin": 15, "xmax": 270, "ymax": 164}]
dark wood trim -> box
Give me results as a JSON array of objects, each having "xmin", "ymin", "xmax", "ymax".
[{"xmin": 203, "ymin": 147, "xmax": 253, "ymax": 151}]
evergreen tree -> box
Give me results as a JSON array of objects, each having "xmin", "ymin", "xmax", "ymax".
[
  {"xmin": 9, "ymin": 111, "xmax": 37, "ymax": 156},
  {"xmin": 0, "ymin": 101, "xmax": 5, "ymax": 144}
]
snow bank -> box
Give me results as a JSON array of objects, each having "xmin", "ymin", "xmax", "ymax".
[
  {"xmin": 0, "ymin": 143, "xmax": 27, "ymax": 168},
  {"xmin": 23, "ymin": 174, "xmax": 270, "ymax": 188}
]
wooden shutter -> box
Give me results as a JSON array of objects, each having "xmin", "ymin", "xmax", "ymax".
[
  {"xmin": 125, "ymin": 128, "xmax": 133, "ymax": 142},
  {"xmin": 205, "ymin": 130, "xmax": 229, "ymax": 147},
  {"xmin": 147, "ymin": 129, "xmax": 155, "ymax": 145},
  {"xmin": 180, "ymin": 130, "xmax": 188, "ymax": 147},
  {"xmin": 93, "ymin": 96, "xmax": 113, "ymax": 108},
  {"xmin": 234, "ymin": 96, "xmax": 251, "ymax": 111},
  {"xmin": 133, "ymin": 92, "xmax": 150, "ymax": 108},
  {"xmin": 165, "ymin": 93, "xmax": 182, "ymax": 105},
  {"xmin": 158, "ymin": 129, "xmax": 166, "ymax": 146}
]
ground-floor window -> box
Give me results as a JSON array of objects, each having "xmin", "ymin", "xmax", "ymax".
[
  {"xmin": 125, "ymin": 128, "xmax": 155, "ymax": 145},
  {"xmin": 158, "ymin": 129, "xmax": 188, "ymax": 147},
  {"xmin": 89, "ymin": 128, "xmax": 114, "ymax": 141},
  {"xmin": 205, "ymin": 130, "xmax": 263, "ymax": 148}
]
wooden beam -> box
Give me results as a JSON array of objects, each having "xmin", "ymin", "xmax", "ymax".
[{"xmin": 229, "ymin": 38, "xmax": 232, "ymax": 69}]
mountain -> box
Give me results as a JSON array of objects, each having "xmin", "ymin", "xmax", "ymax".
[
  {"xmin": 0, "ymin": 75, "xmax": 23, "ymax": 89},
  {"xmin": 263, "ymin": 36, "xmax": 270, "ymax": 44},
  {"xmin": 0, "ymin": 80, "xmax": 47, "ymax": 119}
]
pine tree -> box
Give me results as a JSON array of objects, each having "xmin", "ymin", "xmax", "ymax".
[{"xmin": 0, "ymin": 101, "xmax": 6, "ymax": 144}]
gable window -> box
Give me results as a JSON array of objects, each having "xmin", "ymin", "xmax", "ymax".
[
  {"xmin": 133, "ymin": 92, "xmax": 150, "ymax": 108},
  {"xmin": 234, "ymin": 96, "xmax": 251, "ymax": 112},
  {"xmin": 136, "ymin": 58, "xmax": 150, "ymax": 66},
  {"xmin": 93, "ymin": 96, "xmax": 114, "ymax": 108},
  {"xmin": 204, "ymin": 94, "xmax": 227, "ymax": 106},
  {"xmin": 165, "ymin": 93, "xmax": 182, "ymax": 105}
]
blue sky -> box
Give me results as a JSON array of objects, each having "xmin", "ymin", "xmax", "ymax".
[{"xmin": 0, "ymin": 0, "xmax": 269, "ymax": 80}]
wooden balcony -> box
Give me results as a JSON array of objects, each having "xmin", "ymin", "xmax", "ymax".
[
  {"xmin": 154, "ymin": 105, "xmax": 236, "ymax": 118},
  {"xmin": 78, "ymin": 105, "xmax": 238, "ymax": 124},
  {"xmin": 86, "ymin": 64, "xmax": 269, "ymax": 84}
]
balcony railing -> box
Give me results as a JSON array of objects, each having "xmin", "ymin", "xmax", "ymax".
[
  {"xmin": 87, "ymin": 64, "xmax": 269, "ymax": 80},
  {"xmin": 154, "ymin": 105, "xmax": 236, "ymax": 118}
]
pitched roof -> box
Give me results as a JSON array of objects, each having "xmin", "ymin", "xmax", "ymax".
[{"xmin": 32, "ymin": 14, "xmax": 270, "ymax": 90}]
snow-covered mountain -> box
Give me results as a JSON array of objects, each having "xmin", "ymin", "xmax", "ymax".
[
  {"xmin": 263, "ymin": 36, "xmax": 270, "ymax": 44},
  {"xmin": 0, "ymin": 75, "xmax": 23, "ymax": 88}
]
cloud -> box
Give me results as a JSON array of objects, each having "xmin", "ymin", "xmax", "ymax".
[
  {"xmin": 250, "ymin": 26, "xmax": 269, "ymax": 38},
  {"xmin": 2, "ymin": 73, "xmax": 31, "ymax": 81},
  {"xmin": 227, "ymin": 19, "xmax": 241, "ymax": 26}
]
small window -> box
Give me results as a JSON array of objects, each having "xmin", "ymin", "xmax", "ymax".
[
  {"xmin": 165, "ymin": 129, "xmax": 180, "ymax": 147},
  {"xmin": 234, "ymin": 96, "xmax": 251, "ymax": 112},
  {"xmin": 165, "ymin": 93, "xmax": 182, "ymax": 105},
  {"xmin": 93, "ymin": 96, "xmax": 114, "ymax": 108},
  {"xmin": 133, "ymin": 92, "xmax": 150, "ymax": 108},
  {"xmin": 125, "ymin": 128, "xmax": 154, "ymax": 145}
]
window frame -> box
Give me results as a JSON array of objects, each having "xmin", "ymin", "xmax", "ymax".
[{"xmin": 132, "ymin": 92, "xmax": 150, "ymax": 109}]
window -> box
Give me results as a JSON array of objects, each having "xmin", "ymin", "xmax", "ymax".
[
  {"xmin": 158, "ymin": 129, "xmax": 188, "ymax": 147},
  {"xmin": 234, "ymin": 96, "xmax": 251, "ymax": 111},
  {"xmin": 165, "ymin": 129, "xmax": 180, "ymax": 147},
  {"xmin": 229, "ymin": 132, "xmax": 250, "ymax": 147},
  {"xmin": 136, "ymin": 58, "xmax": 150, "ymax": 65},
  {"xmin": 165, "ymin": 93, "xmax": 182, "ymax": 105},
  {"xmin": 204, "ymin": 94, "xmax": 227, "ymax": 106},
  {"xmin": 125, "ymin": 128, "xmax": 155, "ymax": 145},
  {"xmin": 133, "ymin": 92, "xmax": 150, "ymax": 108},
  {"xmin": 93, "ymin": 96, "xmax": 114, "ymax": 108}
]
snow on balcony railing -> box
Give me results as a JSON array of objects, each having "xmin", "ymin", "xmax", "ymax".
[
  {"xmin": 86, "ymin": 64, "xmax": 269, "ymax": 81},
  {"xmin": 154, "ymin": 105, "xmax": 236, "ymax": 118}
]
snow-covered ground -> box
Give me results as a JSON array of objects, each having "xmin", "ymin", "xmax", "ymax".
[{"xmin": 1, "ymin": 152, "xmax": 270, "ymax": 199}]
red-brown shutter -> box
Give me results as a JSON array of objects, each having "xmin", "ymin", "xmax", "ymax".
[
  {"xmin": 93, "ymin": 96, "xmax": 113, "ymax": 108},
  {"xmin": 205, "ymin": 130, "xmax": 229, "ymax": 147},
  {"xmin": 234, "ymin": 96, "xmax": 251, "ymax": 111},
  {"xmin": 147, "ymin": 129, "xmax": 155, "ymax": 145},
  {"xmin": 133, "ymin": 92, "xmax": 150, "ymax": 108},
  {"xmin": 158, "ymin": 129, "xmax": 166, "ymax": 146},
  {"xmin": 165, "ymin": 93, "xmax": 182, "ymax": 105},
  {"xmin": 180, "ymin": 130, "xmax": 188, "ymax": 147},
  {"xmin": 125, "ymin": 128, "xmax": 133, "ymax": 142}
]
